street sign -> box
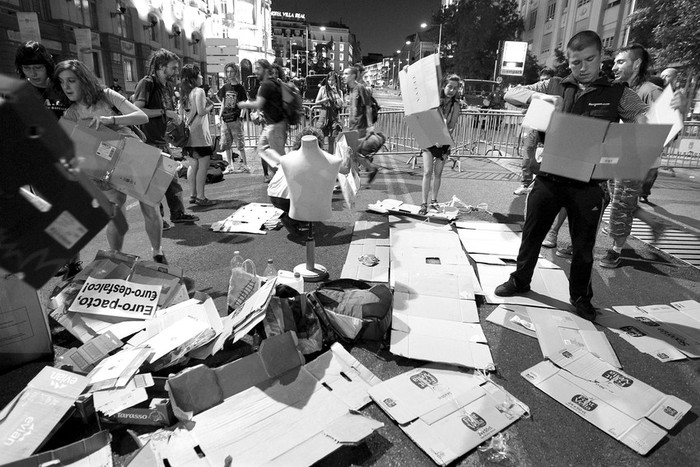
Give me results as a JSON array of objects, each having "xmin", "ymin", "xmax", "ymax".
[
  {"xmin": 500, "ymin": 41, "xmax": 528, "ymax": 76},
  {"xmin": 496, "ymin": 76, "xmax": 503, "ymax": 84}
]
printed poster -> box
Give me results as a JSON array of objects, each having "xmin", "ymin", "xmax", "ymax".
[{"xmin": 69, "ymin": 277, "xmax": 161, "ymax": 319}]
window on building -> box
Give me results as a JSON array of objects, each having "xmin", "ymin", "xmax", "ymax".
[
  {"xmin": 339, "ymin": 53, "xmax": 344, "ymax": 61},
  {"xmin": 89, "ymin": 0, "xmax": 98, "ymax": 28},
  {"xmin": 339, "ymin": 43, "xmax": 344, "ymax": 51},
  {"xmin": 192, "ymin": 34, "xmax": 200, "ymax": 55},
  {"xmin": 123, "ymin": 9, "xmax": 134, "ymax": 40},
  {"xmin": 602, "ymin": 36, "xmax": 615, "ymax": 48},
  {"xmin": 546, "ymin": 0, "xmax": 556, "ymax": 20},
  {"xmin": 577, "ymin": 0, "xmax": 591, "ymax": 6},
  {"xmin": 331, "ymin": 52, "xmax": 335, "ymax": 60},
  {"xmin": 606, "ymin": 0, "xmax": 620, "ymax": 7},
  {"xmin": 124, "ymin": 58, "xmax": 135, "ymax": 82},
  {"xmin": 541, "ymin": 33, "xmax": 552, "ymax": 53},
  {"xmin": 173, "ymin": 27, "xmax": 182, "ymax": 49},
  {"xmin": 529, "ymin": 10, "xmax": 537, "ymax": 30},
  {"xmin": 92, "ymin": 52, "xmax": 102, "ymax": 78}
]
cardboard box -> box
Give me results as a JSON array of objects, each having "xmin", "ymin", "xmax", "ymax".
[
  {"xmin": 522, "ymin": 347, "xmax": 691, "ymax": 455},
  {"xmin": 0, "ymin": 275, "xmax": 53, "ymax": 372},
  {"xmin": 56, "ymin": 331, "xmax": 123, "ymax": 374},
  {"xmin": 0, "ymin": 367, "xmax": 89, "ymax": 464},
  {"xmin": 2, "ymin": 430, "xmax": 111, "ymax": 467},
  {"xmin": 157, "ymin": 332, "xmax": 382, "ymax": 466},
  {"xmin": 540, "ymin": 113, "xmax": 672, "ymax": 182},
  {"xmin": 341, "ymin": 220, "xmax": 390, "ymax": 282},
  {"xmin": 369, "ymin": 365, "xmax": 529, "ymax": 466},
  {"xmin": 59, "ymin": 119, "xmax": 173, "ymax": 206},
  {"xmin": 106, "ymin": 377, "xmax": 175, "ymax": 427},
  {"xmin": 400, "ymin": 54, "xmax": 454, "ymax": 149}
]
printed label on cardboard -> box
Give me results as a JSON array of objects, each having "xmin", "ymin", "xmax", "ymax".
[
  {"xmin": 69, "ymin": 277, "xmax": 160, "ymax": 319},
  {"xmin": 96, "ymin": 141, "xmax": 118, "ymax": 161},
  {"xmin": 44, "ymin": 210, "xmax": 88, "ymax": 249}
]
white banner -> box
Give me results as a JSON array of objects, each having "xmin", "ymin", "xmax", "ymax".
[
  {"xmin": 17, "ymin": 12, "xmax": 41, "ymax": 42},
  {"xmin": 70, "ymin": 277, "xmax": 161, "ymax": 319},
  {"xmin": 74, "ymin": 28, "xmax": 94, "ymax": 73},
  {"xmin": 501, "ymin": 41, "xmax": 528, "ymax": 76}
]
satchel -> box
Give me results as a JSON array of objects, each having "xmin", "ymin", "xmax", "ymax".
[{"xmin": 166, "ymin": 120, "xmax": 190, "ymax": 148}]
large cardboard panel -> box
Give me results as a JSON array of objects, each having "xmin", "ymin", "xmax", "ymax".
[
  {"xmin": 158, "ymin": 332, "xmax": 382, "ymax": 466},
  {"xmin": 593, "ymin": 123, "xmax": 672, "ymax": 180},
  {"xmin": 522, "ymin": 348, "xmax": 691, "ymax": 454},
  {"xmin": 393, "ymin": 292, "xmax": 479, "ymax": 323},
  {"xmin": 369, "ymin": 366, "xmax": 529, "ymax": 466},
  {"xmin": 638, "ymin": 303, "xmax": 700, "ymax": 343},
  {"xmin": 390, "ymin": 226, "xmax": 463, "ymax": 252},
  {"xmin": 0, "ymin": 275, "xmax": 53, "ymax": 372},
  {"xmin": 59, "ymin": 118, "xmax": 123, "ymax": 181},
  {"xmin": 456, "ymin": 227, "xmax": 523, "ymax": 258},
  {"xmin": 392, "ymin": 266, "xmax": 475, "ymax": 300},
  {"xmin": 391, "ymin": 313, "xmax": 493, "ymax": 370},
  {"xmin": 528, "ymin": 308, "xmax": 621, "ymax": 368},
  {"xmin": 475, "ymin": 262, "xmax": 570, "ymax": 309},
  {"xmin": 0, "ymin": 368, "xmax": 89, "ymax": 464},
  {"xmin": 485, "ymin": 305, "xmax": 539, "ymax": 338},
  {"xmin": 341, "ymin": 221, "xmax": 390, "ymax": 282},
  {"xmin": 399, "ymin": 54, "xmax": 442, "ymax": 114},
  {"xmin": 3, "ymin": 430, "xmax": 111, "ymax": 467}
]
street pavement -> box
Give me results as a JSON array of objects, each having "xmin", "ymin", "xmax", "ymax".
[{"xmin": 2, "ymin": 107, "xmax": 700, "ymax": 465}]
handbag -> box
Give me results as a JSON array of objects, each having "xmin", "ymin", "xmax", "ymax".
[{"xmin": 166, "ymin": 119, "xmax": 190, "ymax": 148}]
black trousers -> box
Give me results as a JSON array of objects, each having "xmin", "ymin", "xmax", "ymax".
[{"xmin": 511, "ymin": 175, "xmax": 605, "ymax": 304}]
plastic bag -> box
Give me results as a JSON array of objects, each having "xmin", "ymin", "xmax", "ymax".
[
  {"xmin": 226, "ymin": 258, "xmax": 260, "ymax": 313},
  {"xmin": 334, "ymin": 132, "xmax": 355, "ymax": 175}
]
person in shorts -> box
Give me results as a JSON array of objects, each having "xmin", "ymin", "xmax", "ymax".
[{"xmin": 218, "ymin": 62, "xmax": 250, "ymax": 174}]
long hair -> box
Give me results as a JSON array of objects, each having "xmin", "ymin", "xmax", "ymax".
[
  {"xmin": 15, "ymin": 41, "xmax": 55, "ymax": 78},
  {"xmin": 146, "ymin": 48, "xmax": 180, "ymax": 76},
  {"xmin": 54, "ymin": 59, "xmax": 105, "ymax": 106},
  {"xmin": 441, "ymin": 74, "xmax": 461, "ymax": 101},
  {"xmin": 179, "ymin": 64, "xmax": 200, "ymax": 107},
  {"xmin": 292, "ymin": 127, "xmax": 324, "ymax": 150},
  {"xmin": 224, "ymin": 62, "xmax": 240, "ymax": 82}
]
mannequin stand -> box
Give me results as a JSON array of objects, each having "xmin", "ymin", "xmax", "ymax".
[{"xmin": 293, "ymin": 223, "xmax": 329, "ymax": 282}]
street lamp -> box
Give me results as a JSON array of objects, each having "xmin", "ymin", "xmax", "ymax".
[
  {"xmin": 420, "ymin": 22, "xmax": 443, "ymax": 57},
  {"xmin": 405, "ymin": 40, "xmax": 411, "ymax": 65}
]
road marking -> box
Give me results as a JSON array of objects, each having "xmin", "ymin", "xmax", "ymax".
[{"xmin": 377, "ymin": 153, "xmax": 414, "ymax": 204}]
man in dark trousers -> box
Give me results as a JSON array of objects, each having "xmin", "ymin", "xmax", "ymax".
[
  {"xmin": 133, "ymin": 48, "xmax": 198, "ymax": 230},
  {"xmin": 494, "ymin": 30, "xmax": 646, "ymax": 320}
]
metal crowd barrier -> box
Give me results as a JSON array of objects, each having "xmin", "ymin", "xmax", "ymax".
[{"xmin": 220, "ymin": 104, "xmax": 700, "ymax": 170}]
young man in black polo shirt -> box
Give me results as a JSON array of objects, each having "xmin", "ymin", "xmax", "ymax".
[
  {"xmin": 494, "ymin": 31, "xmax": 646, "ymax": 320},
  {"xmin": 133, "ymin": 48, "xmax": 198, "ymax": 230}
]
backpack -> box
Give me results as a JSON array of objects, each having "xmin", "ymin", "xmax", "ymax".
[
  {"xmin": 279, "ymin": 79, "xmax": 304, "ymax": 126},
  {"xmin": 369, "ymin": 95, "xmax": 381, "ymax": 124},
  {"xmin": 308, "ymin": 279, "xmax": 393, "ymax": 343}
]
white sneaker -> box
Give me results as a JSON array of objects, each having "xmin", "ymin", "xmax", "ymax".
[{"xmin": 513, "ymin": 185, "xmax": 531, "ymax": 195}]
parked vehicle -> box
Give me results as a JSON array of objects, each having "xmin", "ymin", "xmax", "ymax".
[{"xmin": 460, "ymin": 79, "xmax": 501, "ymax": 109}]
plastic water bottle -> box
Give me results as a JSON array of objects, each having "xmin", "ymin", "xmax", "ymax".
[
  {"xmin": 277, "ymin": 270, "xmax": 304, "ymax": 293},
  {"xmin": 263, "ymin": 259, "xmax": 277, "ymax": 281},
  {"xmin": 230, "ymin": 250, "xmax": 244, "ymax": 269}
]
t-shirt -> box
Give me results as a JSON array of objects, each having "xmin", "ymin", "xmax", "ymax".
[
  {"xmin": 258, "ymin": 78, "xmax": 284, "ymax": 124},
  {"xmin": 34, "ymin": 85, "xmax": 69, "ymax": 119},
  {"xmin": 62, "ymin": 88, "xmax": 139, "ymax": 140},
  {"xmin": 132, "ymin": 75, "xmax": 176, "ymax": 146},
  {"xmin": 217, "ymin": 83, "xmax": 247, "ymax": 122}
]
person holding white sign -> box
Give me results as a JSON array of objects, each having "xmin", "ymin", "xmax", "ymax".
[
  {"xmin": 494, "ymin": 31, "xmax": 646, "ymax": 321},
  {"xmin": 418, "ymin": 74, "xmax": 461, "ymax": 215}
]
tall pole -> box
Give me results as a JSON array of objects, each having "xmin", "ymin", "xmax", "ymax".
[
  {"xmin": 305, "ymin": 26, "xmax": 309, "ymax": 77},
  {"xmin": 438, "ymin": 24, "xmax": 442, "ymax": 57}
]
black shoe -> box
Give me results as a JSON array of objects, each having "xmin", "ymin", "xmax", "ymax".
[
  {"xmin": 162, "ymin": 220, "xmax": 172, "ymax": 231},
  {"xmin": 494, "ymin": 277, "xmax": 530, "ymax": 297},
  {"xmin": 171, "ymin": 212, "xmax": 199, "ymax": 223},
  {"xmin": 367, "ymin": 168, "xmax": 379, "ymax": 184},
  {"xmin": 570, "ymin": 298, "xmax": 597, "ymax": 321},
  {"xmin": 153, "ymin": 254, "xmax": 168, "ymax": 265}
]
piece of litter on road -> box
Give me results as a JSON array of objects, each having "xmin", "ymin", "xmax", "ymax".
[
  {"xmin": 510, "ymin": 315, "xmax": 535, "ymax": 331},
  {"xmin": 359, "ymin": 254, "xmax": 380, "ymax": 267}
]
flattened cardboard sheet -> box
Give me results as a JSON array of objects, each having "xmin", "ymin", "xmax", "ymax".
[
  {"xmin": 159, "ymin": 333, "xmax": 382, "ymax": 466},
  {"xmin": 340, "ymin": 220, "xmax": 390, "ymax": 282},
  {"xmin": 485, "ymin": 305, "xmax": 538, "ymax": 338},
  {"xmin": 3, "ymin": 430, "xmax": 112, "ymax": 467},
  {"xmin": 369, "ymin": 366, "xmax": 529, "ymax": 466},
  {"xmin": 522, "ymin": 347, "xmax": 692, "ymax": 455},
  {"xmin": 528, "ymin": 308, "xmax": 621, "ymax": 368},
  {"xmin": 475, "ymin": 262, "xmax": 570, "ymax": 309},
  {"xmin": 456, "ymin": 225, "xmax": 523, "ymax": 258},
  {"xmin": 392, "ymin": 267, "xmax": 475, "ymax": 300},
  {"xmin": 394, "ymin": 292, "xmax": 479, "ymax": 323},
  {"xmin": 391, "ymin": 313, "xmax": 493, "ymax": 370}
]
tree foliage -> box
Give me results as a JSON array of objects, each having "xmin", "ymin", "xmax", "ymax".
[
  {"xmin": 627, "ymin": 0, "xmax": 700, "ymax": 72},
  {"xmin": 437, "ymin": 0, "xmax": 523, "ymax": 79}
]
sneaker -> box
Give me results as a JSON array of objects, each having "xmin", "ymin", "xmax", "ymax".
[
  {"xmin": 513, "ymin": 185, "xmax": 530, "ymax": 195},
  {"xmin": 153, "ymin": 254, "xmax": 168, "ymax": 265},
  {"xmin": 570, "ymin": 298, "xmax": 597, "ymax": 321},
  {"xmin": 418, "ymin": 203, "xmax": 428, "ymax": 216},
  {"xmin": 162, "ymin": 220, "xmax": 172, "ymax": 231},
  {"xmin": 640, "ymin": 195, "xmax": 649, "ymax": 203},
  {"xmin": 367, "ymin": 168, "xmax": 379, "ymax": 184},
  {"xmin": 171, "ymin": 212, "xmax": 199, "ymax": 223},
  {"xmin": 494, "ymin": 276, "xmax": 531, "ymax": 297},
  {"xmin": 542, "ymin": 232, "xmax": 557, "ymax": 248},
  {"xmin": 599, "ymin": 249, "xmax": 621, "ymax": 268},
  {"xmin": 194, "ymin": 197, "xmax": 216, "ymax": 206},
  {"xmin": 556, "ymin": 245, "xmax": 573, "ymax": 258}
]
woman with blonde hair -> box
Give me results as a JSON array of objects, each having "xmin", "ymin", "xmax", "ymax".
[
  {"xmin": 55, "ymin": 60, "xmax": 170, "ymax": 263},
  {"xmin": 180, "ymin": 64, "xmax": 216, "ymax": 206}
]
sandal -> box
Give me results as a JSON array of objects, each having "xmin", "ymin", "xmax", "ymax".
[
  {"xmin": 195, "ymin": 197, "xmax": 216, "ymax": 206},
  {"xmin": 188, "ymin": 196, "xmax": 197, "ymax": 204},
  {"xmin": 430, "ymin": 199, "xmax": 440, "ymax": 210},
  {"xmin": 418, "ymin": 203, "xmax": 428, "ymax": 215}
]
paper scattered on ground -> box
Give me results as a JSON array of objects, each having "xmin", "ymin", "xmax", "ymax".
[{"xmin": 211, "ymin": 202, "xmax": 283, "ymax": 233}]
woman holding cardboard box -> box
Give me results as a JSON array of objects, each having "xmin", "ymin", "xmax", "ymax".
[{"xmin": 55, "ymin": 60, "xmax": 170, "ymax": 264}]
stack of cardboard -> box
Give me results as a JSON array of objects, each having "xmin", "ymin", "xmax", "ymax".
[{"xmin": 210, "ymin": 202, "xmax": 284, "ymax": 234}]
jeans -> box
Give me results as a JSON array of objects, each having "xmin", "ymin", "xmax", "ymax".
[
  {"xmin": 511, "ymin": 176, "xmax": 605, "ymax": 304},
  {"xmin": 258, "ymin": 121, "xmax": 287, "ymax": 175}
]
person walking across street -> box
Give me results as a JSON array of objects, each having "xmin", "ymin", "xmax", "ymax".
[
  {"xmin": 494, "ymin": 30, "xmax": 647, "ymax": 321},
  {"xmin": 343, "ymin": 66, "xmax": 378, "ymax": 184},
  {"xmin": 218, "ymin": 62, "xmax": 250, "ymax": 174},
  {"xmin": 238, "ymin": 59, "xmax": 287, "ymax": 183},
  {"xmin": 314, "ymin": 70, "xmax": 344, "ymax": 153},
  {"xmin": 419, "ymin": 74, "xmax": 461, "ymax": 215},
  {"xmin": 133, "ymin": 48, "xmax": 199, "ymax": 230}
]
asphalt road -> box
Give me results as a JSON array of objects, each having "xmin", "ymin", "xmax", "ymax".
[{"xmin": 2, "ymin": 104, "xmax": 700, "ymax": 465}]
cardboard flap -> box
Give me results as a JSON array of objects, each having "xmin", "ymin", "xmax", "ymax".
[
  {"xmin": 399, "ymin": 54, "xmax": 441, "ymax": 114},
  {"xmin": 521, "ymin": 360, "xmax": 560, "ymax": 385},
  {"xmin": 594, "ymin": 123, "xmax": 672, "ymax": 180},
  {"xmin": 646, "ymin": 395, "xmax": 693, "ymax": 430},
  {"xmin": 420, "ymin": 385, "xmax": 487, "ymax": 425},
  {"xmin": 322, "ymin": 412, "xmax": 384, "ymax": 444}
]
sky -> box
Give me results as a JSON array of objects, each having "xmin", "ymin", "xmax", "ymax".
[{"xmin": 272, "ymin": 0, "xmax": 443, "ymax": 57}]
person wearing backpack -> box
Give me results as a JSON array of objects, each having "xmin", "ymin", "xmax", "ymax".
[
  {"xmin": 238, "ymin": 59, "xmax": 287, "ymax": 183},
  {"xmin": 342, "ymin": 66, "xmax": 379, "ymax": 184}
]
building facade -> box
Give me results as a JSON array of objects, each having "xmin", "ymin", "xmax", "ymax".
[{"xmin": 519, "ymin": 0, "xmax": 634, "ymax": 67}]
